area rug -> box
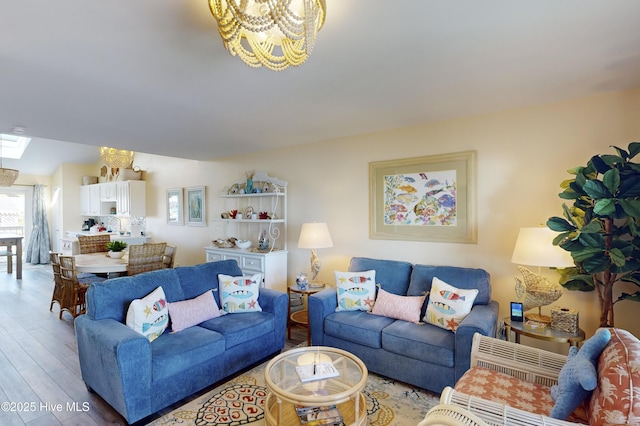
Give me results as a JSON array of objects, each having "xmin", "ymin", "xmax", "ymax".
[{"xmin": 148, "ymin": 361, "xmax": 439, "ymax": 426}]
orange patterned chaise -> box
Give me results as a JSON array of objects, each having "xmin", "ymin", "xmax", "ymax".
[{"xmin": 421, "ymin": 328, "xmax": 640, "ymax": 425}]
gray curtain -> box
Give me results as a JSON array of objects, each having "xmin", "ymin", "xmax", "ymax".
[{"xmin": 26, "ymin": 184, "xmax": 51, "ymax": 264}]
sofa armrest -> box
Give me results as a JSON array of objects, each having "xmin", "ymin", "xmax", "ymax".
[
  {"xmin": 454, "ymin": 301, "xmax": 499, "ymax": 381},
  {"xmin": 440, "ymin": 387, "xmax": 576, "ymax": 426},
  {"xmin": 258, "ymin": 288, "xmax": 288, "ymax": 347},
  {"xmin": 308, "ymin": 287, "xmax": 337, "ymax": 346},
  {"xmin": 468, "ymin": 332, "xmax": 566, "ymax": 386},
  {"xmin": 74, "ymin": 316, "xmax": 152, "ymax": 419}
]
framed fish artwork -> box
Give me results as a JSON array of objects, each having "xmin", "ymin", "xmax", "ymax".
[{"xmin": 369, "ymin": 151, "xmax": 477, "ymax": 243}]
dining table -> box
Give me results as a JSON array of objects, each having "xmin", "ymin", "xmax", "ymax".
[
  {"xmin": 0, "ymin": 235, "xmax": 23, "ymax": 279},
  {"xmin": 74, "ymin": 252, "xmax": 128, "ymax": 275}
]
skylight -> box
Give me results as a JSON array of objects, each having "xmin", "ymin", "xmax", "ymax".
[{"xmin": 0, "ymin": 134, "xmax": 31, "ymax": 159}]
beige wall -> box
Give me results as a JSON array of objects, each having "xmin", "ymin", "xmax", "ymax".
[{"xmin": 64, "ymin": 87, "xmax": 640, "ymax": 348}]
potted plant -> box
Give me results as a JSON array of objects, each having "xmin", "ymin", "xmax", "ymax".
[
  {"xmin": 547, "ymin": 142, "xmax": 640, "ymax": 327},
  {"xmin": 106, "ymin": 240, "xmax": 128, "ymax": 259}
]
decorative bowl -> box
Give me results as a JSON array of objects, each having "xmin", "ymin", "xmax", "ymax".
[
  {"xmin": 235, "ymin": 240, "xmax": 252, "ymax": 249},
  {"xmin": 213, "ymin": 238, "xmax": 236, "ymax": 248}
]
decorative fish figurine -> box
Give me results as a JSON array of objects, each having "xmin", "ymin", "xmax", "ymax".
[
  {"xmin": 439, "ymin": 290, "xmax": 465, "ymax": 301},
  {"xmin": 515, "ymin": 266, "xmax": 562, "ymax": 312},
  {"xmin": 339, "ymin": 298, "xmax": 362, "ymax": 310}
]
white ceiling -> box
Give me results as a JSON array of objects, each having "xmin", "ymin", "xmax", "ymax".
[{"xmin": 2, "ymin": 0, "xmax": 640, "ymax": 175}]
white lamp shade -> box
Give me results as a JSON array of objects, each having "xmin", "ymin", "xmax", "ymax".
[
  {"xmin": 298, "ymin": 222, "xmax": 333, "ymax": 249},
  {"xmin": 511, "ymin": 227, "xmax": 574, "ymax": 267}
]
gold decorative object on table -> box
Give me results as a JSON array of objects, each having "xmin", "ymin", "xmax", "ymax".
[
  {"xmin": 511, "ymin": 227, "xmax": 575, "ymax": 324},
  {"xmin": 514, "ymin": 266, "xmax": 562, "ymax": 323},
  {"xmin": 551, "ymin": 307, "xmax": 579, "ymax": 333}
]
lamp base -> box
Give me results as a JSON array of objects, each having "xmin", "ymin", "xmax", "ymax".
[
  {"xmin": 524, "ymin": 313, "xmax": 552, "ymax": 324},
  {"xmin": 308, "ymin": 281, "xmax": 326, "ymax": 289}
]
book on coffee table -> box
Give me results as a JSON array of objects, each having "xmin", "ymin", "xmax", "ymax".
[
  {"xmin": 296, "ymin": 404, "xmax": 344, "ymax": 425},
  {"xmin": 295, "ymin": 362, "xmax": 340, "ymax": 383}
]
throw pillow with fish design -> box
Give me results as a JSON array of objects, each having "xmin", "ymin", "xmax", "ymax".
[
  {"xmin": 218, "ymin": 273, "xmax": 263, "ymax": 314},
  {"xmin": 126, "ymin": 286, "xmax": 169, "ymax": 342},
  {"xmin": 424, "ymin": 277, "xmax": 478, "ymax": 332},
  {"xmin": 335, "ymin": 270, "xmax": 376, "ymax": 312}
]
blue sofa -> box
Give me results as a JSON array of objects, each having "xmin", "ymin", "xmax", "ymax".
[
  {"xmin": 74, "ymin": 260, "xmax": 288, "ymax": 424},
  {"xmin": 308, "ymin": 257, "xmax": 499, "ymax": 394}
]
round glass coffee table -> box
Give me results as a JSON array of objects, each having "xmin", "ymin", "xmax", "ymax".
[{"xmin": 264, "ymin": 346, "xmax": 368, "ymax": 426}]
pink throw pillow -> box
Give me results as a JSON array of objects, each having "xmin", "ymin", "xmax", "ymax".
[
  {"xmin": 167, "ymin": 290, "xmax": 221, "ymax": 333},
  {"xmin": 371, "ymin": 288, "xmax": 427, "ymax": 323}
]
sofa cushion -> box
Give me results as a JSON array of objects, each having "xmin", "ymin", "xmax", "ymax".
[
  {"xmin": 167, "ymin": 290, "xmax": 221, "ymax": 333},
  {"xmin": 87, "ymin": 268, "xmax": 184, "ymax": 322},
  {"xmin": 382, "ymin": 321, "xmax": 455, "ymax": 367},
  {"xmin": 175, "ymin": 260, "xmax": 243, "ymax": 303},
  {"xmin": 199, "ymin": 311, "xmax": 275, "ymax": 349},
  {"xmin": 335, "ymin": 270, "xmax": 376, "ymax": 312},
  {"xmin": 407, "ymin": 265, "xmax": 491, "ymax": 314},
  {"xmin": 424, "ymin": 277, "xmax": 478, "ymax": 332},
  {"xmin": 151, "ymin": 325, "xmax": 225, "ymax": 382},
  {"xmin": 126, "ymin": 286, "xmax": 169, "ymax": 342},
  {"xmin": 371, "ymin": 288, "xmax": 427, "ymax": 323},
  {"xmin": 349, "ymin": 257, "xmax": 413, "ymax": 296},
  {"xmin": 588, "ymin": 328, "xmax": 640, "ymax": 425},
  {"xmin": 455, "ymin": 367, "xmax": 588, "ymax": 423},
  {"xmin": 324, "ymin": 311, "xmax": 395, "ymax": 349}
]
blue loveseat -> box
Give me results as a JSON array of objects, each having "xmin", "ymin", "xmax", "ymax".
[
  {"xmin": 74, "ymin": 260, "xmax": 288, "ymax": 424},
  {"xmin": 308, "ymin": 257, "xmax": 499, "ymax": 394}
]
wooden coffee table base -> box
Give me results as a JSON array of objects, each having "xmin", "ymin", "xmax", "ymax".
[{"xmin": 265, "ymin": 392, "xmax": 367, "ymax": 426}]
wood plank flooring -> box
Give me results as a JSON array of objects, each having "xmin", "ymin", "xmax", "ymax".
[{"xmin": 0, "ymin": 263, "xmax": 306, "ymax": 425}]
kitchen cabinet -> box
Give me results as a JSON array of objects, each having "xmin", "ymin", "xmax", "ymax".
[
  {"xmin": 116, "ymin": 181, "xmax": 146, "ymax": 217},
  {"xmin": 80, "ymin": 185, "xmax": 101, "ymax": 216},
  {"xmin": 206, "ymin": 171, "xmax": 288, "ymax": 291},
  {"xmin": 80, "ymin": 181, "xmax": 145, "ymax": 217}
]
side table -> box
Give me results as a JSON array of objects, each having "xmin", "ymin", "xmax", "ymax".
[
  {"xmin": 503, "ymin": 317, "xmax": 585, "ymax": 348},
  {"xmin": 288, "ymin": 284, "xmax": 324, "ymax": 345}
]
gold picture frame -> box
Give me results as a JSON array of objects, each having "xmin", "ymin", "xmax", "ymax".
[{"xmin": 369, "ymin": 151, "xmax": 477, "ymax": 243}]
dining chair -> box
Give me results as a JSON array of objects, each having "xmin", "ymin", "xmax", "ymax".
[
  {"xmin": 77, "ymin": 234, "xmax": 111, "ymax": 254},
  {"xmin": 49, "ymin": 251, "xmax": 64, "ymax": 312},
  {"xmin": 163, "ymin": 245, "xmax": 177, "ymax": 269},
  {"xmin": 127, "ymin": 242, "xmax": 167, "ymax": 276},
  {"xmin": 58, "ymin": 255, "xmax": 106, "ymax": 319}
]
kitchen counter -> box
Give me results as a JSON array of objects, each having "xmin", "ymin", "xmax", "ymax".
[{"xmin": 60, "ymin": 232, "xmax": 151, "ymax": 256}]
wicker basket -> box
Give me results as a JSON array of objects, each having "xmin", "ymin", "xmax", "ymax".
[{"xmin": 551, "ymin": 307, "xmax": 579, "ymax": 333}]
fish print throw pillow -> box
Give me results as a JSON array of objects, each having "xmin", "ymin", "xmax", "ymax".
[
  {"xmin": 126, "ymin": 286, "xmax": 169, "ymax": 342},
  {"xmin": 218, "ymin": 273, "xmax": 263, "ymax": 314},
  {"xmin": 424, "ymin": 277, "xmax": 478, "ymax": 332},
  {"xmin": 335, "ymin": 270, "xmax": 376, "ymax": 312}
]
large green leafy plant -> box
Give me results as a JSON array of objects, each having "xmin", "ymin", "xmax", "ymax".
[{"xmin": 547, "ymin": 142, "xmax": 640, "ymax": 327}]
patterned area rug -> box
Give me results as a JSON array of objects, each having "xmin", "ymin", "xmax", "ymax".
[{"xmin": 148, "ymin": 361, "xmax": 439, "ymax": 426}]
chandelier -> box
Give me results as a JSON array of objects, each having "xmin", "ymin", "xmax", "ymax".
[
  {"xmin": 208, "ymin": 0, "xmax": 326, "ymax": 71},
  {"xmin": 0, "ymin": 141, "xmax": 19, "ymax": 187},
  {"xmin": 99, "ymin": 147, "xmax": 135, "ymax": 168}
]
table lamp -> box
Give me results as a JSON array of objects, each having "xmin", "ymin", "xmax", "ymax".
[
  {"xmin": 297, "ymin": 222, "xmax": 333, "ymax": 286},
  {"xmin": 511, "ymin": 227, "xmax": 575, "ymax": 323}
]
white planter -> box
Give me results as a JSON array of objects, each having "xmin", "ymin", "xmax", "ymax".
[{"xmin": 108, "ymin": 251, "xmax": 125, "ymax": 259}]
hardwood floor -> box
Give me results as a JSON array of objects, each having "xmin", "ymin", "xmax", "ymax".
[{"xmin": 0, "ymin": 263, "xmax": 306, "ymax": 425}]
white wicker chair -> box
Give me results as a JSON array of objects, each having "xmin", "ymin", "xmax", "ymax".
[
  {"xmin": 424, "ymin": 333, "xmax": 578, "ymax": 426},
  {"xmin": 418, "ymin": 404, "xmax": 489, "ymax": 426}
]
